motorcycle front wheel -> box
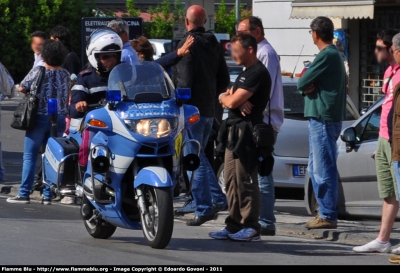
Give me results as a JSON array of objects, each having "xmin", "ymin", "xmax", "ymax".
[{"xmin": 140, "ymin": 185, "xmax": 174, "ymax": 249}]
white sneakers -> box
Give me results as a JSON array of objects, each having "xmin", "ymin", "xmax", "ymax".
[
  {"xmin": 353, "ymin": 239, "xmax": 392, "ymax": 253},
  {"xmin": 391, "ymin": 246, "xmax": 400, "ymax": 254}
]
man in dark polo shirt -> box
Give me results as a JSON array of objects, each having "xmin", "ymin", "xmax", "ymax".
[{"xmin": 209, "ymin": 33, "xmax": 271, "ymax": 242}]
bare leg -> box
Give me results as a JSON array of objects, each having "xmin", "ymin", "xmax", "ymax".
[{"xmin": 377, "ymin": 196, "xmax": 399, "ymax": 242}]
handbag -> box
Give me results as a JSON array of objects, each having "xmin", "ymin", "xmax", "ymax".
[
  {"xmin": 10, "ymin": 66, "xmax": 46, "ymax": 130},
  {"xmin": 252, "ymin": 100, "xmax": 275, "ymax": 148}
]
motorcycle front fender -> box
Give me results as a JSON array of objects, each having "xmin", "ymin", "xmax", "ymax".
[{"xmin": 134, "ymin": 167, "xmax": 173, "ymax": 188}]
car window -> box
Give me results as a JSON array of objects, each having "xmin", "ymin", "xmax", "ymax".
[
  {"xmin": 355, "ymin": 106, "xmax": 381, "ymax": 142},
  {"xmin": 283, "ymin": 85, "xmax": 306, "ymax": 120},
  {"xmin": 163, "ymin": 43, "xmax": 172, "ymax": 54},
  {"xmin": 283, "ymin": 84, "xmax": 357, "ymax": 121}
]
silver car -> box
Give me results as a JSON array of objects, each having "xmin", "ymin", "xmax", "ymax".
[
  {"xmin": 305, "ymin": 97, "xmax": 386, "ymax": 218},
  {"xmin": 218, "ymin": 76, "xmax": 360, "ymax": 196}
]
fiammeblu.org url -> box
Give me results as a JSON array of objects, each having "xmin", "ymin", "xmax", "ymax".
[{"xmin": 37, "ymin": 267, "xmax": 109, "ymax": 272}]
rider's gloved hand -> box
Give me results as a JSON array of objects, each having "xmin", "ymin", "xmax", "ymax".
[{"xmin": 76, "ymin": 101, "xmax": 88, "ymax": 113}]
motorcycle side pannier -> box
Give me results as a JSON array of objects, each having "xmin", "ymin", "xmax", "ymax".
[{"xmin": 44, "ymin": 137, "xmax": 79, "ymax": 187}]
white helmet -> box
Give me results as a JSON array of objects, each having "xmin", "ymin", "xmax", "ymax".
[{"xmin": 86, "ymin": 28, "xmax": 123, "ymax": 71}]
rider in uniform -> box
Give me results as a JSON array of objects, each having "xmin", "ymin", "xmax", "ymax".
[{"xmin": 69, "ymin": 28, "xmax": 123, "ymax": 181}]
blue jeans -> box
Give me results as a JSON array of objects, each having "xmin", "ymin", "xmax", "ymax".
[
  {"xmin": 258, "ymin": 131, "xmax": 278, "ymax": 230},
  {"xmin": 18, "ymin": 114, "xmax": 65, "ymax": 199},
  {"xmin": 184, "ymin": 116, "xmax": 227, "ymax": 217},
  {"xmin": 258, "ymin": 174, "xmax": 276, "ymax": 230},
  {"xmin": 308, "ymin": 118, "xmax": 342, "ymax": 222}
]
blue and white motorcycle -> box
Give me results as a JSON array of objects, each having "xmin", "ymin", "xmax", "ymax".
[{"xmin": 41, "ymin": 61, "xmax": 200, "ymax": 249}]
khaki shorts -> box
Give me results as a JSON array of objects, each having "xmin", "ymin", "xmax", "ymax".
[{"xmin": 376, "ymin": 137, "xmax": 398, "ymax": 199}]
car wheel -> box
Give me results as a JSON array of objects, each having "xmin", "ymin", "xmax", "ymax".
[{"xmin": 217, "ymin": 163, "xmax": 226, "ymax": 195}]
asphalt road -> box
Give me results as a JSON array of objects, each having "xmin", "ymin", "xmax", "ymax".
[{"xmin": 0, "ymin": 197, "xmax": 395, "ymax": 266}]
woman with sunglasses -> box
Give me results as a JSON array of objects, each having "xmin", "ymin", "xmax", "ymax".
[{"xmin": 69, "ymin": 28, "xmax": 123, "ymax": 182}]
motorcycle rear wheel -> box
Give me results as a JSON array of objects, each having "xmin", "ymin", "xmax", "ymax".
[
  {"xmin": 84, "ymin": 212, "xmax": 117, "ymax": 239},
  {"xmin": 140, "ymin": 186, "xmax": 174, "ymax": 249}
]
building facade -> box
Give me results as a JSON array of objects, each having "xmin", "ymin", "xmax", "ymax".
[{"xmin": 253, "ymin": 0, "xmax": 400, "ymax": 109}]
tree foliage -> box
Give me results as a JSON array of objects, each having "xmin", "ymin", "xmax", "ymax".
[
  {"xmin": 215, "ymin": 0, "xmax": 252, "ymax": 36},
  {"xmin": 142, "ymin": 0, "xmax": 185, "ymax": 39},
  {"xmin": 0, "ymin": 0, "xmax": 93, "ymax": 82},
  {"xmin": 145, "ymin": 0, "xmax": 173, "ymax": 39},
  {"xmin": 126, "ymin": 0, "xmax": 140, "ymax": 18}
]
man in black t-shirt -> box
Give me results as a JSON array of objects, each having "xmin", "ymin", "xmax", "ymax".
[
  {"xmin": 209, "ymin": 33, "xmax": 271, "ymax": 242},
  {"xmin": 228, "ymin": 58, "xmax": 271, "ymax": 124}
]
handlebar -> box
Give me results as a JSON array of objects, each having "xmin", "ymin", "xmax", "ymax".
[{"xmin": 86, "ymin": 101, "xmax": 106, "ymax": 111}]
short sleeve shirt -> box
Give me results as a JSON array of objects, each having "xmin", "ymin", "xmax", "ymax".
[
  {"xmin": 228, "ymin": 60, "xmax": 271, "ymax": 124},
  {"xmin": 380, "ymin": 63, "xmax": 400, "ymax": 140}
]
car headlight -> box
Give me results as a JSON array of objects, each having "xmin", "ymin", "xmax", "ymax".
[{"xmin": 124, "ymin": 118, "xmax": 178, "ymax": 138}]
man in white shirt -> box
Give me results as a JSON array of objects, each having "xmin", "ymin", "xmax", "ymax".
[
  {"xmin": 31, "ymin": 31, "xmax": 47, "ymax": 68},
  {"xmin": 237, "ymin": 16, "xmax": 284, "ymax": 236},
  {"xmin": 108, "ymin": 19, "xmax": 139, "ymax": 66}
]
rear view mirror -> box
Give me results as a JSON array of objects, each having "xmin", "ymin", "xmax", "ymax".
[{"xmin": 341, "ymin": 127, "xmax": 356, "ymax": 153}]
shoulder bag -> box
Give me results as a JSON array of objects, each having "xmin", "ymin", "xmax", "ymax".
[
  {"xmin": 10, "ymin": 66, "xmax": 46, "ymax": 131},
  {"xmin": 252, "ymin": 101, "xmax": 275, "ymax": 148}
]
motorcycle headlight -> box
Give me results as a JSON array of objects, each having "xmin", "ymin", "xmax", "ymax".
[{"xmin": 124, "ymin": 118, "xmax": 178, "ymax": 138}]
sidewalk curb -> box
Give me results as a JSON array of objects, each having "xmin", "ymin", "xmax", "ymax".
[
  {"xmin": 1, "ymin": 182, "xmax": 42, "ymax": 199},
  {"xmin": 275, "ymin": 222, "xmax": 377, "ymax": 246}
]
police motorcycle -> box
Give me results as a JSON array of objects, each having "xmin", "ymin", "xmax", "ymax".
[{"xmin": 41, "ymin": 61, "xmax": 201, "ymax": 249}]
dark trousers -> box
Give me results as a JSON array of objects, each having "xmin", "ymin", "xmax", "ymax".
[{"xmin": 224, "ymin": 147, "xmax": 261, "ymax": 233}]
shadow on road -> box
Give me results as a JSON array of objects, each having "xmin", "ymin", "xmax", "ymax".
[{"xmin": 109, "ymin": 234, "xmax": 365, "ymax": 256}]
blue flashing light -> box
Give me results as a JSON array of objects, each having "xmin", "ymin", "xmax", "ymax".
[
  {"xmin": 106, "ymin": 90, "xmax": 122, "ymax": 102},
  {"xmin": 176, "ymin": 88, "xmax": 191, "ymax": 101}
]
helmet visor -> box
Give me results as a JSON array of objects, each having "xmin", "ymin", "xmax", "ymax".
[{"xmin": 87, "ymin": 27, "xmax": 118, "ymax": 47}]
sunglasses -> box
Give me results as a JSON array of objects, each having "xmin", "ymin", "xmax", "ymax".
[
  {"xmin": 100, "ymin": 54, "xmax": 117, "ymax": 60},
  {"xmin": 375, "ymin": 45, "xmax": 387, "ymax": 52}
]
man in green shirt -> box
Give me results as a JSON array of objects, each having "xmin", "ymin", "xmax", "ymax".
[{"xmin": 297, "ymin": 16, "xmax": 346, "ymax": 229}]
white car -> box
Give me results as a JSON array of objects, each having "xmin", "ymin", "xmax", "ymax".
[{"xmin": 149, "ymin": 39, "xmax": 172, "ymax": 60}]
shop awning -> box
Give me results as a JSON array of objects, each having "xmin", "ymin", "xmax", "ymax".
[{"xmin": 290, "ymin": 0, "xmax": 375, "ymax": 19}]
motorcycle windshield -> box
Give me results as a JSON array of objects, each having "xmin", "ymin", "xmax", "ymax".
[{"xmin": 108, "ymin": 61, "xmax": 172, "ymax": 103}]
